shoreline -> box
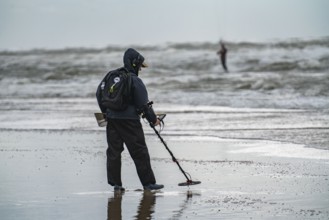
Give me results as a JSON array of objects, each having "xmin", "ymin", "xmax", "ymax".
[{"xmin": 1, "ymin": 129, "xmax": 328, "ymax": 219}]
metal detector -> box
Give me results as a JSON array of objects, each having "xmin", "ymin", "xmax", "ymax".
[{"xmin": 150, "ymin": 114, "xmax": 201, "ymax": 187}]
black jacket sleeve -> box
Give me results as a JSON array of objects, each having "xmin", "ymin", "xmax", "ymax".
[{"xmin": 132, "ymin": 76, "xmax": 157, "ymax": 124}]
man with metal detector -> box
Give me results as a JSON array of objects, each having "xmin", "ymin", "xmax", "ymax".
[{"xmin": 96, "ymin": 48, "xmax": 164, "ymax": 191}]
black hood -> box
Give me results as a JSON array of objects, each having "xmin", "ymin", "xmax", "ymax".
[{"xmin": 123, "ymin": 48, "xmax": 145, "ymax": 75}]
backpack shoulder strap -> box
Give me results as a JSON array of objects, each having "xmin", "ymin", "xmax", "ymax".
[{"xmin": 118, "ymin": 67, "xmax": 132, "ymax": 97}]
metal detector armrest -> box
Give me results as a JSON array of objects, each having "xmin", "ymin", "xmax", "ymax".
[{"xmin": 157, "ymin": 114, "xmax": 166, "ymax": 121}]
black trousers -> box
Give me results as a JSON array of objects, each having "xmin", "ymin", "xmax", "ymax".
[{"xmin": 106, "ymin": 119, "xmax": 156, "ymax": 187}]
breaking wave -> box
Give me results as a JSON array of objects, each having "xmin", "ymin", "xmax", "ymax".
[
  {"xmin": 1, "ymin": 37, "xmax": 328, "ymax": 78},
  {"xmin": 0, "ymin": 36, "xmax": 329, "ymax": 109}
]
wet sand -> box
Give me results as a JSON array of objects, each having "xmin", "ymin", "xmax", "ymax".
[{"xmin": 1, "ymin": 129, "xmax": 329, "ymax": 219}]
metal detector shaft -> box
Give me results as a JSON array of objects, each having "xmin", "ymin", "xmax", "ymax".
[{"xmin": 151, "ymin": 125, "xmax": 191, "ymax": 182}]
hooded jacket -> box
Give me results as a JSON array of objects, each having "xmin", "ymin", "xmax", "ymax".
[
  {"xmin": 100, "ymin": 48, "xmax": 156, "ymax": 122},
  {"xmin": 123, "ymin": 48, "xmax": 145, "ymax": 76}
]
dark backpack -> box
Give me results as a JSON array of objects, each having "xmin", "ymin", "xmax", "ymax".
[{"xmin": 97, "ymin": 67, "xmax": 132, "ymax": 111}]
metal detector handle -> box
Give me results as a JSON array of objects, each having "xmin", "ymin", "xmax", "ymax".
[
  {"xmin": 157, "ymin": 114, "xmax": 166, "ymax": 122},
  {"xmin": 150, "ymin": 114, "xmax": 166, "ymax": 128},
  {"xmin": 149, "ymin": 118, "xmax": 163, "ymax": 128}
]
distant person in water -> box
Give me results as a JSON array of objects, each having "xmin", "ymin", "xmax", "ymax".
[{"xmin": 217, "ymin": 41, "xmax": 228, "ymax": 72}]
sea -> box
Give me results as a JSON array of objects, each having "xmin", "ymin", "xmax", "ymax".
[{"xmin": 0, "ymin": 37, "xmax": 329, "ymax": 152}]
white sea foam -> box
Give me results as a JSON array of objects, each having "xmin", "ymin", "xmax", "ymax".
[{"xmin": 229, "ymin": 141, "xmax": 329, "ymax": 160}]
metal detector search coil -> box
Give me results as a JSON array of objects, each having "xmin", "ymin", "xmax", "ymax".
[{"xmin": 178, "ymin": 180, "xmax": 202, "ymax": 186}]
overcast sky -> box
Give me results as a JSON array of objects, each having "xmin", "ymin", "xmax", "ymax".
[{"xmin": 1, "ymin": 0, "xmax": 329, "ymax": 50}]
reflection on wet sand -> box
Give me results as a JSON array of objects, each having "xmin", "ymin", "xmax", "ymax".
[
  {"xmin": 107, "ymin": 191, "xmax": 124, "ymax": 220},
  {"xmin": 171, "ymin": 191, "xmax": 196, "ymax": 219},
  {"xmin": 107, "ymin": 191, "xmax": 156, "ymax": 220},
  {"xmin": 107, "ymin": 191, "xmax": 197, "ymax": 220},
  {"xmin": 134, "ymin": 191, "xmax": 156, "ymax": 220}
]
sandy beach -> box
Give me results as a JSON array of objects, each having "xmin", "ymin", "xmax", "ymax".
[{"xmin": 1, "ymin": 127, "xmax": 328, "ymax": 219}]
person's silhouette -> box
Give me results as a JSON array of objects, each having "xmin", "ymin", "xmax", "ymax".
[{"xmin": 217, "ymin": 41, "xmax": 228, "ymax": 72}]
